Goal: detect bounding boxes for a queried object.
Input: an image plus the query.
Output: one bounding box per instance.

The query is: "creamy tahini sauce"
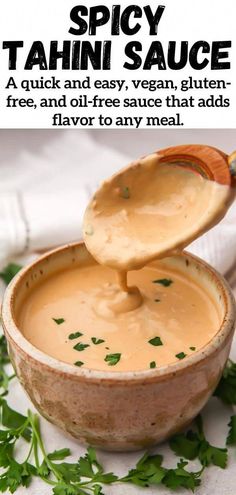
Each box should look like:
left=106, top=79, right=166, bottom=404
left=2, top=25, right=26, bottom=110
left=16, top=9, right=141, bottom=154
left=19, top=261, right=221, bottom=371
left=19, top=153, right=232, bottom=371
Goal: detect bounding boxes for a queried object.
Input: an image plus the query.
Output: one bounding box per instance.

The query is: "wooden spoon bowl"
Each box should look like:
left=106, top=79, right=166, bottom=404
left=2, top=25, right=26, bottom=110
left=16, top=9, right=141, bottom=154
left=158, top=144, right=234, bottom=186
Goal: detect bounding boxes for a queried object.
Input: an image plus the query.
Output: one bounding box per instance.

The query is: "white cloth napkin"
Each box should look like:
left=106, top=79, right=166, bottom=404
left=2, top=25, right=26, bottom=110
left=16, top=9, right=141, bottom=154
left=0, top=130, right=235, bottom=278
left=0, top=131, right=127, bottom=267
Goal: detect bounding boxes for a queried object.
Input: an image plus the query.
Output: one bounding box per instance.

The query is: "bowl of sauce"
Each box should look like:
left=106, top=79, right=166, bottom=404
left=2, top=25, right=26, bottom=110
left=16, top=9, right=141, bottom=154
left=1, top=145, right=236, bottom=451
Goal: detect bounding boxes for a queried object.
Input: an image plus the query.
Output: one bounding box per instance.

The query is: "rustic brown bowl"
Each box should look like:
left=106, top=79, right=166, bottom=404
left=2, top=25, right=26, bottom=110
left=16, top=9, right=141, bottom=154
left=1, top=242, right=236, bottom=452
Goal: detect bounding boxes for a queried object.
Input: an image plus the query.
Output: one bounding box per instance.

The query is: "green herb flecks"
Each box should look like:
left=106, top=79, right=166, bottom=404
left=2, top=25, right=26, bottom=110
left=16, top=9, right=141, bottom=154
left=190, top=347, right=196, bottom=351
left=176, top=352, right=187, bottom=360
left=74, top=343, right=90, bottom=352
left=74, top=361, right=84, bottom=367
left=68, top=332, right=83, bottom=340
left=120, top=186, right=130, bottom=199
left=104, top=353, right=121, bottom=366
left=152, top=278, right=173, bottom=287
left=150, top=361, right=156, bottom=369
left=52, top=318, right=65, bottom=325
left=148, top=336, right=163, bottom=347
left=170, top=415, right=228, bottom=469
left=91, top=338, right=105, bottom=345
left=0, top=263, right=22, bottom=285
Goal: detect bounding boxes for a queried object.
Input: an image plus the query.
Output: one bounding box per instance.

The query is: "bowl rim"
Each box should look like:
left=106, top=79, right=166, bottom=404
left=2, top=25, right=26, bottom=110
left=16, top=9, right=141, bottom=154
left=1, top=242, right=236, bottom=384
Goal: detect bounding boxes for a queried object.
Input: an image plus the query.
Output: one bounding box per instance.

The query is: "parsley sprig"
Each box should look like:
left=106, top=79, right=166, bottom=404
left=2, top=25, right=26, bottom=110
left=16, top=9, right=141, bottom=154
left=214, top=359, right=236, bottom=404
left=0, top=263, right=22, bottom=285
left=121, top=452, right=202, bottom=491
left=170, top=415, right=228, bottom=469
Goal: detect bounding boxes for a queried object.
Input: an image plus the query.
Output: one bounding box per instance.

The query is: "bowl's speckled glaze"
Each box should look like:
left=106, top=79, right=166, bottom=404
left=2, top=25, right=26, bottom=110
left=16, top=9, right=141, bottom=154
left=1, top=243, right=236, bottom=452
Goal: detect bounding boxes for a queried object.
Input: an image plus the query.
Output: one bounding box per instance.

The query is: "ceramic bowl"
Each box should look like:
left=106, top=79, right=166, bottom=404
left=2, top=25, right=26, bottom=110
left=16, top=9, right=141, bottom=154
left=1, top=243, right=236, bottom=452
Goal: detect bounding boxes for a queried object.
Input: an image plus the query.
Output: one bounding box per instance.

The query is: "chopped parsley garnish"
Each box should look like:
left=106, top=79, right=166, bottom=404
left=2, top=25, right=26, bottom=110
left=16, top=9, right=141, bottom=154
left=148, top=336, right=163, bottom=346
left=150, top=361, right=156, bottom=369
left=121, top=186, right=130, bottom=199
left=190, top=346, right=196, bottom=351
left=52, top=318, right=65, bottom=325
left=0, top=263, right=22, bottom=285
left=104, top=353, right=121, bottom=366
left=153, top=278, right=173, bottom=287
left=74, top=361, right=84, bottom=367
left=68, top=332, right=83, bottom=340
left=91, top=337, right=105, bottom=345
left=73, top=342, right=90, bottom=352
left=122, top=453, right=201, bottom=490
left=176, top=352, right=187, bottom=360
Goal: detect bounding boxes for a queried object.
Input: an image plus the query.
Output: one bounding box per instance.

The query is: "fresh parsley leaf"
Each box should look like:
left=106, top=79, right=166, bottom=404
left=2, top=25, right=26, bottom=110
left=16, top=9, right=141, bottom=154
left=73, top=343, right=89, bottom=352
left=91, top=338, right=105, bottom=345
left=53, top=318, right=65, bottom=325
left=198, top=441, right=227, bottom=468
left=53, top=483, right=78, bottom=495
left=48, top=448, right=71, bottom=461
left=148, top=337, right=163, bottom=347
left=68, top=332, right=83, bottom=340
left=122, top=452, right=165, bottom=487
left=0, top=336, right=10, bottom=366
left=122, top=453, right=201, bottom=491
left=0, top=459, right=36, bottom=493
left=214, top=360, right=236, bottom=404
left=152, top=278, right=173, bottom=287
left=0, top=263, right=22, bottom=285
left=120, top=186, right=130, bottom=199
left=104, top=353, right=121, bottom=366
left=0, top=400, right=30, bottom=440
left=150, top=361, right=156, bottom=369
left=53, top=462, right=78, bottom=484
left=163, top=460, right=201, bottom=491
left=227, top=415, right=236, bottom=445
left=74, top=361, right=84, bottom=367
left=176, top=352, right=187, bottom=360
left=170, top=415, right=228, bottom=469
left=170, top=431, right=200, bottom=460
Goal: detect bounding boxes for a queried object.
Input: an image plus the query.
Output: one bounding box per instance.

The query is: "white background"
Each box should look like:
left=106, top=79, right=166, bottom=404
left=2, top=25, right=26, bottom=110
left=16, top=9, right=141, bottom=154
left=0, top=0, right=235, bottom=128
